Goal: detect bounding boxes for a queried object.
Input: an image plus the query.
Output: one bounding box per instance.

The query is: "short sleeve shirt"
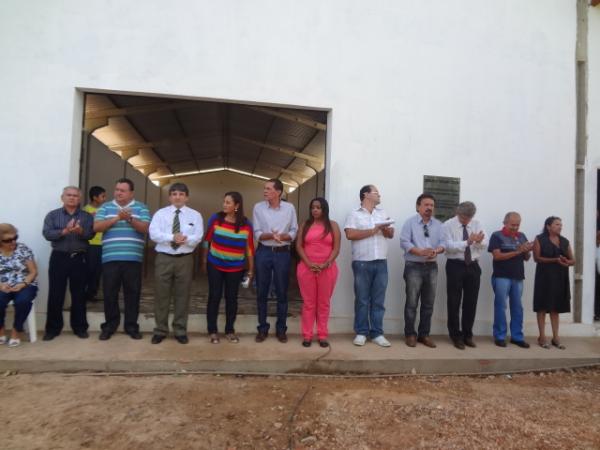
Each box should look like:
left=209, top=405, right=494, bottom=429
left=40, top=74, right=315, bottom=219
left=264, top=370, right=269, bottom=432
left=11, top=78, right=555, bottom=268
left=95, top=200, right=151, bottom=263
left=0, top=243, right=37, bottom=287
left=344, top=206, right=392, bottom=261
left=487, top=230, right=528, bottom=280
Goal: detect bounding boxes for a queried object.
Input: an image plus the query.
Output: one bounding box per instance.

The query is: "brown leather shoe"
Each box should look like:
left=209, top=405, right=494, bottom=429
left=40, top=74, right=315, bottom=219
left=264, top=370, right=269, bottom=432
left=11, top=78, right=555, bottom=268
left=255, top=331, right=268, bottom=343
left=405, top=335, right=417, bottom=347
left=276, top=332, right=288, bottom=343
left=417, top=336, right=437, bottom=348
left=452, top=338, right=465, bottom=350
left=464, top=337, right=477, bottom=348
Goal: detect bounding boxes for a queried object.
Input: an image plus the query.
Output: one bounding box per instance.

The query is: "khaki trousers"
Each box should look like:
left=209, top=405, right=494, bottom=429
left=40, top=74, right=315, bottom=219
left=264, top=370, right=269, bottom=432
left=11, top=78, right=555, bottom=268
left=154, top=252, right=193, bottom=336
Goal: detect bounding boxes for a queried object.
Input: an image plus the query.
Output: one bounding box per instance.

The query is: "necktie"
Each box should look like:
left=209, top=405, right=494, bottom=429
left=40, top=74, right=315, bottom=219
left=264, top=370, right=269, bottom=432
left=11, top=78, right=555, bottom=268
left=462, top=224, right=472, bottom=264
left=171, top=209, right=181, bottom=250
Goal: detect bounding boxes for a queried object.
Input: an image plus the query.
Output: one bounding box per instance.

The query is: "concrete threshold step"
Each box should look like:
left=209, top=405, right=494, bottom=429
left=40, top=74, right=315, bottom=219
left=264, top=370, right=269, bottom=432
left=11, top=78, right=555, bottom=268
left=1, top=334, right=598, bottom=376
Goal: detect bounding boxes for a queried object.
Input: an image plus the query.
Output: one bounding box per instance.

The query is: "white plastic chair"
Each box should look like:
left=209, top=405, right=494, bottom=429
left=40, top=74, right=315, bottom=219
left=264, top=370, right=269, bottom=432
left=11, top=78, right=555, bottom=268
left=7, top=300, right=37, bottom=343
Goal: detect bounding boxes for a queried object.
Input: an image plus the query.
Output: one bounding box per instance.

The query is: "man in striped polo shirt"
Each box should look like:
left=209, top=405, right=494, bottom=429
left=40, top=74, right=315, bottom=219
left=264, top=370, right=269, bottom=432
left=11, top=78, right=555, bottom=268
left=93, top=178, right=151, bottom=340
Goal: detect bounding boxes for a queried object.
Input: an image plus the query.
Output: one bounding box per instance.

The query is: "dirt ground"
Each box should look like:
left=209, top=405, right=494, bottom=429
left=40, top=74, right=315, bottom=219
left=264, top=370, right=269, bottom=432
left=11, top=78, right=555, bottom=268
left=1, top=368, right=599, bottom=450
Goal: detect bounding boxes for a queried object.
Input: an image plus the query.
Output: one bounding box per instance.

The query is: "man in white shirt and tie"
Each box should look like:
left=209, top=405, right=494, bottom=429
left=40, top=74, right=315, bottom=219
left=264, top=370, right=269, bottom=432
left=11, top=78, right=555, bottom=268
left=149, top=183, right=203, bottom=344
left=441, top=201, right=487, bottom=349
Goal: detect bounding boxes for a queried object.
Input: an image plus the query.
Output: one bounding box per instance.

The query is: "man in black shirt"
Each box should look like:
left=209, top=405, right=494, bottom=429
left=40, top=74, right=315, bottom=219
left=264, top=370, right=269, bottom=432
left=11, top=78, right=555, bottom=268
left=487, top=212, right=533, bottom=348
left=42, top=186, right=94, bottom=340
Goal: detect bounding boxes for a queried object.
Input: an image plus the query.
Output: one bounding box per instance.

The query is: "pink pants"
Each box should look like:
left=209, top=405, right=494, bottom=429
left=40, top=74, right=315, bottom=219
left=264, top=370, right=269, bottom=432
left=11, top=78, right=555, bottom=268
left=297, top=262, right=338, bottom=340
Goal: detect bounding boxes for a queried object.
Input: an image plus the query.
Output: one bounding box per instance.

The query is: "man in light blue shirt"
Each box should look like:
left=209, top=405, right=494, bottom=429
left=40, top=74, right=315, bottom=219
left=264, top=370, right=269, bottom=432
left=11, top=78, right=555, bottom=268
left=252, top=179, right=298, bottom=343
left=399, top=193, right=444, bottom=348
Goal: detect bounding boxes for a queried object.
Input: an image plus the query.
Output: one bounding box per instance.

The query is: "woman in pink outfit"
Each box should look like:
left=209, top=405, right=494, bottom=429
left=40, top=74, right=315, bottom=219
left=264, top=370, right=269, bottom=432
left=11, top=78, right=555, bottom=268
left=296, top=198, right=340, bottom=347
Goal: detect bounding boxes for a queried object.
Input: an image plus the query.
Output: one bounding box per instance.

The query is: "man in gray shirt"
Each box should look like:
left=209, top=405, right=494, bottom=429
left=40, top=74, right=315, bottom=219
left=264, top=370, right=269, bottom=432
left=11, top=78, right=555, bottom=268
left=399, top=193, right=444, bottom=348
left=252, top=179, right=298, bottom=343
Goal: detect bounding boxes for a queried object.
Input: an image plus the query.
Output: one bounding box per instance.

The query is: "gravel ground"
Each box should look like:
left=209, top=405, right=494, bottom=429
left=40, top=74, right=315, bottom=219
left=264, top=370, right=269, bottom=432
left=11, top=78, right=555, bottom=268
left=1, top=368, right=599, bottom=449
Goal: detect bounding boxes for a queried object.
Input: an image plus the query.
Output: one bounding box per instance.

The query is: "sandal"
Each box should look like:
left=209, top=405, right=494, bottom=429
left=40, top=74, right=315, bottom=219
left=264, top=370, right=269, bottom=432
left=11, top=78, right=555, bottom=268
left=551, top=339, right=566, bottom=350
left=538, top=339, right=551, bottom=349
left=225, top=333, right=239, bottom=343
left=209, top=333, right=220, bottom=344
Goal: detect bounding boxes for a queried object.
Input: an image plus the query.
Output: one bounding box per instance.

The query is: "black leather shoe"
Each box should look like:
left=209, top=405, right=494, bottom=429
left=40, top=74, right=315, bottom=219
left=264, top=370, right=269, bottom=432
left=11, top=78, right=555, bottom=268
left=99, top=330, right=112, bottom=341
left=464, top=337, right=477, bottom=348
left=175, top=335, right=189, bottom=344
left=42, top=333, right=56, bottom=341
left=318, top=340, right=330, bottom=348
left=151, top=334, right=165, bottom=344
left=128, top=331, right=143, bottom=340
left=452, top=338, right=465, bottom=350
left=510, top=339, right=530, bottom=348
left=495, top=339, right=507, bottom=347
left=255, top=331, right=268, bottom=343
left=276, top=332, right=288, bottom=343
left=75, top=331, right=89, bottom=339
left=302, top=340, right=312, bottom=347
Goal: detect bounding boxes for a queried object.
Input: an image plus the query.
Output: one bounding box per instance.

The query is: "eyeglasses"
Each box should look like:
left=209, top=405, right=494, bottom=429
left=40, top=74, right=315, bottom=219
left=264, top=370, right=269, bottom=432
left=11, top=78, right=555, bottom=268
left=423, top=225, right=429, bottom=238
left=1, top=235, right=18, bottom=243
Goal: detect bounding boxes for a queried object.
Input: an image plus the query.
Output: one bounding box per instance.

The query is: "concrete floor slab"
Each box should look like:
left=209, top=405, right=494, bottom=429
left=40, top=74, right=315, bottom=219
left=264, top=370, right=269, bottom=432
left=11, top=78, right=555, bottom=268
left=1, top=333, right=599, bottom=376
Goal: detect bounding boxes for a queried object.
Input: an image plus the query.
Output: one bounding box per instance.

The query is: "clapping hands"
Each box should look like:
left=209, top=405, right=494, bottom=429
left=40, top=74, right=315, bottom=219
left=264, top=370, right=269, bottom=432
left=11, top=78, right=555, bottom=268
left=558, top=255, right=571, bottom=267
left=517, top=242, right=533, bottom=254
left=62, top=218, right=83, bottom=236
left=467, top=231, right=485, bottom=245
left=118, top=208, right=132, bottom=221
left=173, top=233, right=188, bottom=245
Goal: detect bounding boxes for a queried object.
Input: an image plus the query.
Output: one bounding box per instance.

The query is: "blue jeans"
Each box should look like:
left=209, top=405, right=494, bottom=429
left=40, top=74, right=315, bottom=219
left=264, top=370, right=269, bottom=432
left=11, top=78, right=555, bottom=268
left=0, top=285, right=38, bottom=332
left=352, top=259, right=388, bottom=338
left=491, top=276, right=524, bottom=342
left=403, top=262, right=438, bottom=337
left=255, top=245, right=291, bottom=334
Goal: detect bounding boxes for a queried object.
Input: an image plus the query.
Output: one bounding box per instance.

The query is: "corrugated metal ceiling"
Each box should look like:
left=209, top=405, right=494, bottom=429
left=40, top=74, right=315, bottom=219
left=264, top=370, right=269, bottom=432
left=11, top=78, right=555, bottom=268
left=84, top=93, right=327, bottom=191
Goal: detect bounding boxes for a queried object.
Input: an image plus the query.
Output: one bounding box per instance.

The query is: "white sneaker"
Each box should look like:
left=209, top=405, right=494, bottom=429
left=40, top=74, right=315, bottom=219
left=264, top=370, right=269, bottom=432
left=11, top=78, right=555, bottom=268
left=353, top=334, right=367, bottom=346
left=372, top=335, right=391, bottom=347
left=7, top=338, right=20, bottom=348
left=0, top=336, right=7, bottom=345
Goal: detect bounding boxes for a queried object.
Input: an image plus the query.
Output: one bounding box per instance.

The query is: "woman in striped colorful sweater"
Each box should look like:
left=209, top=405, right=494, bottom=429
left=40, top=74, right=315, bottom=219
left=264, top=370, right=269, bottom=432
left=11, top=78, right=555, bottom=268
left=202, top=192, right=255, bottom=343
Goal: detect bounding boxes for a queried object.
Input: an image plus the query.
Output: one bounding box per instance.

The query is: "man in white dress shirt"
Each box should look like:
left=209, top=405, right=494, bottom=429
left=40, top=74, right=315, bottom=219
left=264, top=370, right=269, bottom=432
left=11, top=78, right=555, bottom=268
left=344, top=185, right=395, bottom=347
left=441, top=201, right=487, bottom=349
left=149, top=183, right=203, bottom=344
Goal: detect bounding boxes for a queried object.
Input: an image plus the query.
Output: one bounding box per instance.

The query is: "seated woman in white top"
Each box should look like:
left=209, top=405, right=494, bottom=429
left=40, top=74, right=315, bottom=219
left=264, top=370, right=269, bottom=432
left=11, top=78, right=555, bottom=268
left=0, top=223, right=38, bottom=347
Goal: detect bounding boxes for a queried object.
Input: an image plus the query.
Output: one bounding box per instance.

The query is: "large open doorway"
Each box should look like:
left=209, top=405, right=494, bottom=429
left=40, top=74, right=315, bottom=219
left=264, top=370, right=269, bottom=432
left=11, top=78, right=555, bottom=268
left=79, top=91, right=328, bottom=328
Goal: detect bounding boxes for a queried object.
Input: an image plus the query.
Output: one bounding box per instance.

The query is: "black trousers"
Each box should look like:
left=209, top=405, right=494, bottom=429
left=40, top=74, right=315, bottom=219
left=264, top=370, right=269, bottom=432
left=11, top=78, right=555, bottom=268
left=45, top=250, right=88, bottom=335
left=101, top=261, right=142, bottom=334
left=206, top=262, right=244, bottom=334
left=84, top=245, right=103, bottom=301
left=445, top=259, right=481, bottom=339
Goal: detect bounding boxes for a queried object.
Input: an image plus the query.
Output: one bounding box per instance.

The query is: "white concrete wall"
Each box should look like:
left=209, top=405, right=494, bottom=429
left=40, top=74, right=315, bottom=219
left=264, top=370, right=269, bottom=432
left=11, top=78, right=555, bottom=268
left=1, top=0, right=594, bottom=334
